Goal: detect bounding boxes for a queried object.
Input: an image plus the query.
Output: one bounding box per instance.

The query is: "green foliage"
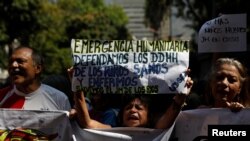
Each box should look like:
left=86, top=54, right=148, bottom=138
left=64, top=1, right=130, bottom=40
left=0, top=0, right=131, bottom=76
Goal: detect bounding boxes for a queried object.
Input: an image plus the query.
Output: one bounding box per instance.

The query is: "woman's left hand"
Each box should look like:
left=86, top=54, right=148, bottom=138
left=227, top=102, right=245, bottom=112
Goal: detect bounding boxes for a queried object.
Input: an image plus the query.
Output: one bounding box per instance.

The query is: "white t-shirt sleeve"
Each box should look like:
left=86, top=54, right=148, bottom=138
left=39, top=84, right=72, bottom=111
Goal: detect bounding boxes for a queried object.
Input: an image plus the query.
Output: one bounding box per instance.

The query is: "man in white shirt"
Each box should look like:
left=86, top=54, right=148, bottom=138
left=0, top=46, right=71, bottom=111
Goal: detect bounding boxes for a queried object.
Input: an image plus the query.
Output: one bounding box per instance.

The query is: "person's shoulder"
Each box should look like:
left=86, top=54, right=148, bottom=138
left=40, top=84, right=67, bottom=97
left=0, top=85, right=13, bottom=94
left=197, top=105, right=210, bottom=109
left=41, top=84, right=72, bottom=110
left=0, top=85, right=13, bottom=100
left=104, top=108, right=120, bottom=116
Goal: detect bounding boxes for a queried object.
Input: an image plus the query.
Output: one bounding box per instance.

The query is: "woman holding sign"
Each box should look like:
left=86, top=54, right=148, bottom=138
left=200, top=58, right=250, bottom=112
left=68, top=67, right=193, bottom=129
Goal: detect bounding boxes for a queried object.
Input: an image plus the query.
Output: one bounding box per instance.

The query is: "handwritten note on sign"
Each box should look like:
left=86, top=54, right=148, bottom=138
left=198, top=13, right=246, bottom=53
left=70, top=39, right=189, bottom=94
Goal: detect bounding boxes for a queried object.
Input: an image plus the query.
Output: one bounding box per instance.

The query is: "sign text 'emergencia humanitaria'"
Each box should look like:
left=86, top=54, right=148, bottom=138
left=71, top=39, right=189, bottom=94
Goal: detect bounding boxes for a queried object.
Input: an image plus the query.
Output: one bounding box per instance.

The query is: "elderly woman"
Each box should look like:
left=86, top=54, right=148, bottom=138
left=201, top=58, right=250, bottom=112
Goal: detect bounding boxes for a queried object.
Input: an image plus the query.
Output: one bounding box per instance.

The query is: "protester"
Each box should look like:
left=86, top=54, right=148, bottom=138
left=200, top=57, right=250, bottom=112
left=0, top=46, right=71, bottom=111
left=116, top=94, right=154, bottom=128
left=68, top=67, right=193, bottom=129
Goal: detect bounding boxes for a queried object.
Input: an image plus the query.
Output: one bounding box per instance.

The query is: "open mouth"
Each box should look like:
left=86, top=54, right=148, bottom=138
left=217, top=90, right=229, bottom=100
left=10, top=68, right=23, bottom=76
left=217, top=90, right=229, bottom=95
left=128, top=113, right=139, bottom=120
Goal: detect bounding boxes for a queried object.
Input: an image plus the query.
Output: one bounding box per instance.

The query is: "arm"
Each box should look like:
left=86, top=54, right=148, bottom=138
left=155, top=76, right=193, bottom=129
left=74, top=90, right=112, bottom=129
left=155, top=94, right=187, bottom=129
left=67, top=67, right=111, bottom=129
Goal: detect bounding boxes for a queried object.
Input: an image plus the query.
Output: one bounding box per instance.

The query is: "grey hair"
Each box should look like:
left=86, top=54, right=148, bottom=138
left=212, top=58, right=247, bottom=83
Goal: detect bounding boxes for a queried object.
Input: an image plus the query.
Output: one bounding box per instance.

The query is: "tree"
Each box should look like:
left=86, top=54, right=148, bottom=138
left=60, top=0, right=130, bottom=40
left=0, top=0, right=131, bottom=77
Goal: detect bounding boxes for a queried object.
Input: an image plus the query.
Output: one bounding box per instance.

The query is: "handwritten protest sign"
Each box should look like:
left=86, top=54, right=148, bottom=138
left=70, top=39, right=189, bottom=94
left=198, top=13, right=247, bottom=53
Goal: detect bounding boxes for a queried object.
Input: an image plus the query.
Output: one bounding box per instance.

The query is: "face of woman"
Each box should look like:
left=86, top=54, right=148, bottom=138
left=211, top=64, right=242, bottom=107
left=122, top=98, right=148, bottom=127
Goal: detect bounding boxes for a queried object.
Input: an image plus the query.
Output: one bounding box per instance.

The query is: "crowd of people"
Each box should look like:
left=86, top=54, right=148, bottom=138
left=0, top=45, right=249, bottom=137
